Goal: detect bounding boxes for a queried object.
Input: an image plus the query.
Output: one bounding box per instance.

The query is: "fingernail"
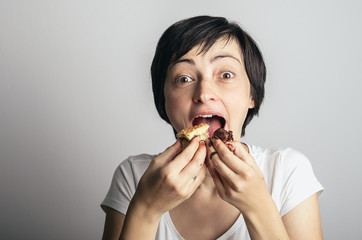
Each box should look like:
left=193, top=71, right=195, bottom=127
left=208, top=139, right=213, bottom=147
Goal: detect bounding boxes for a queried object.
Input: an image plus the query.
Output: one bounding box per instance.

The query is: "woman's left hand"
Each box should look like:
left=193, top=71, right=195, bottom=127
left=206, top=138, right=271, bottom=215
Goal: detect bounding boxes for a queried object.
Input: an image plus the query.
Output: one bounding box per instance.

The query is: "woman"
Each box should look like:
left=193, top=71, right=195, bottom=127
left=101, top=16, right=324, bottom=240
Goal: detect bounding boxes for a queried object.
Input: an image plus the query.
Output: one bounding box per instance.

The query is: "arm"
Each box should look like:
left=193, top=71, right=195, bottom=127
left=241, top=193, right=322, bottom=240
left=101, top=202, right=162, bottom=240
left=102, top=206, right=125, bottom=240
left=282, top=193, right=323, bottom=240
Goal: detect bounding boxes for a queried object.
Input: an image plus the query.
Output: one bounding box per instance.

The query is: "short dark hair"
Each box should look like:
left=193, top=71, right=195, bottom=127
left=151, top=15, right=266, bottom=137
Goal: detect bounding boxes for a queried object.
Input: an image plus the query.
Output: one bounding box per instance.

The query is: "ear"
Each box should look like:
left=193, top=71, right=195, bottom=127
left=249, top=96, right=255, bottom=109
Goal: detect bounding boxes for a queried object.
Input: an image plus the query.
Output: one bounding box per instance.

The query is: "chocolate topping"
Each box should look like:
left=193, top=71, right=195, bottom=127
left=212, top=128, right=234, bottom=143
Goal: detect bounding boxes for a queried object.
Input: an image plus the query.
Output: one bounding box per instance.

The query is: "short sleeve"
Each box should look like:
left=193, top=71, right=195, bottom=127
left=101, top=158, right=136, bottom=215
left=279, top=148, right=324, bottom=216
left=100, top=154, right=153, bottom=214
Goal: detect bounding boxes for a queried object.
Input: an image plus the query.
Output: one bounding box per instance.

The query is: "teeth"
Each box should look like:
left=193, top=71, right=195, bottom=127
left=197, top=114, right=214, bottom=118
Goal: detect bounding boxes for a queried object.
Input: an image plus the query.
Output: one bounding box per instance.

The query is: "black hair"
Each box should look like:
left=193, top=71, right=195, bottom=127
left=151, top=15, right=266, bottom=137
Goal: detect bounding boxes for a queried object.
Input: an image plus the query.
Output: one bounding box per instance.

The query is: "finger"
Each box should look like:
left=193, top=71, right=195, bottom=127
left=181, top=140, right=207, bottom=179
left=177, top=143, right=207, bottom=199
left=232, top=142, right=257, bottom=167
left=207, top=143, right=236, bottom=181
left=206, top=138, right=225, bottom=170
left=189, top=162, right=207, bottom=188
left=205, top=138, right=217, bottom=160
left=226, top=142, right=236, bottom=152
left=169, top=136, right=201, bottom=172
left=211, top=139, right=249, bottom=174
left=206, top=157, right=226, bottom=193
left=154, top=139, right=182, bottom=165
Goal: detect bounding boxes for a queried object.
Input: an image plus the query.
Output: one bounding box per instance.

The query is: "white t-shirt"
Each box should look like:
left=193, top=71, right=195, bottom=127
left=101, top=144, right=324, bottom=240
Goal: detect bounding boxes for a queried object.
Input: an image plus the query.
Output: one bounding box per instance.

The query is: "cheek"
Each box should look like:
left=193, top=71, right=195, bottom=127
left=165, top=97, right=178, bottom=118
left=164, top=93, right=175, bottom=115
left=230, top=100, right=249, bottom=123
left=164, top=91, right=188, bottom=129
left=164, top=83, right=175, bottom=113
left=225, top=89, right=252, bottom=135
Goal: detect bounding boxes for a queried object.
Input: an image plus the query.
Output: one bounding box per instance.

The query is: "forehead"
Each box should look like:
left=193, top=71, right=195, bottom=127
left=175, top=38, right=243, bottom=64
left=200, top=37, right=241, bottom=55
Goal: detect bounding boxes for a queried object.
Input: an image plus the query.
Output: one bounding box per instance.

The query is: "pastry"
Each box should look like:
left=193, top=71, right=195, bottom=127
left=176, top=123, right=209, bottom=150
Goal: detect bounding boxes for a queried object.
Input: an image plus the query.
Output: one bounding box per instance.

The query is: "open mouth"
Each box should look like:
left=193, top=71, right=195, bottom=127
left=192, top=114, right=226, bottom=137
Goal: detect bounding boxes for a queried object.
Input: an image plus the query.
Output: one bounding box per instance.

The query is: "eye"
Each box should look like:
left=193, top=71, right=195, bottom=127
left=220, top=71, right=234, bottom=79
left=176, top=75, right=193, bottom=84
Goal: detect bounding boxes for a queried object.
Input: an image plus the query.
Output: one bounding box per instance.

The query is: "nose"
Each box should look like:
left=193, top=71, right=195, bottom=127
left=192, top=80, right=218, bottom=103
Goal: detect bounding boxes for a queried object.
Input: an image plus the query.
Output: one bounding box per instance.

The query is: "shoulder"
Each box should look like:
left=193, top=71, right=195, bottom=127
left=120, top=153, right=155, bottom=168
left=108, top=153, right=157, bottom=187
left=248, top=144, right=312, bottom=170
left=247, top=144, right=323, bottom=216
left=101, top=153, right=156, bottom=214
left=117, top=153, right=156, bottom=177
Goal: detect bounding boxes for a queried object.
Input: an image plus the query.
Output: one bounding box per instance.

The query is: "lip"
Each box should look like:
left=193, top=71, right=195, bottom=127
left=190, top=110, right=228, bottom=128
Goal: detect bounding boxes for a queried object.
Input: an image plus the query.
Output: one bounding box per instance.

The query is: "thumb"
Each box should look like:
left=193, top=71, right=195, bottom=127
left=154, top=139, right=182, bottom=164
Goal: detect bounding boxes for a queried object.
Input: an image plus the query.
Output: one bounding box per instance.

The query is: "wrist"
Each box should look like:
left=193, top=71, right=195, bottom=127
left=127, top=195, right=163, bottom=224
left=120, top=197, right=162, bottom=240
left=240, top=195, right=276, bottom=226
left=241, top=196, right=289, bottom=240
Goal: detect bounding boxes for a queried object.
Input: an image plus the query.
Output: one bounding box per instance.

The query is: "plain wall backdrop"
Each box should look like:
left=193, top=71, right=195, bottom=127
left=1, top=0, right=361, bottom=239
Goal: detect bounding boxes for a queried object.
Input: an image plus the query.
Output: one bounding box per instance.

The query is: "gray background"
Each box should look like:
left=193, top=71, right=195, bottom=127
left=1, top=0, right=361, bottom=239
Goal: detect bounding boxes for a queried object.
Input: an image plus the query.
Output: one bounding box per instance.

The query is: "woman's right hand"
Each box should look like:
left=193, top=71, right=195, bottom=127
left=128, top=137, right=207, bottom=221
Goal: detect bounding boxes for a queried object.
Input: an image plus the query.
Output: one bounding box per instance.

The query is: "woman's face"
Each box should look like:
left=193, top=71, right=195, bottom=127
left=164, top=38, right=254, bottom=140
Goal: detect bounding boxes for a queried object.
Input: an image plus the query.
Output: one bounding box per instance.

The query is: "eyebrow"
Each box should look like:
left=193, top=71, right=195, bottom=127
left=170, top=54, right=241, bottom=69
left=171, top=58, right=195, bottom=68
left=211, top=54, right=242, bottom=64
